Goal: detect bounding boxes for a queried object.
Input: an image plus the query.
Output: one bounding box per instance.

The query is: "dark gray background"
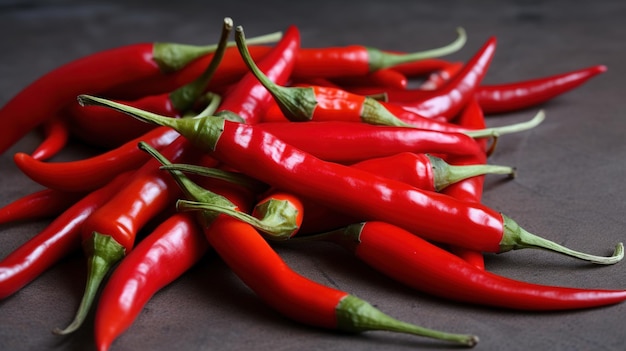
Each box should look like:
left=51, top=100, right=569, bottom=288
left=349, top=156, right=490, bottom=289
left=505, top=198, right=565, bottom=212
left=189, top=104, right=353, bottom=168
left=1, top=1, right=626, bottom=350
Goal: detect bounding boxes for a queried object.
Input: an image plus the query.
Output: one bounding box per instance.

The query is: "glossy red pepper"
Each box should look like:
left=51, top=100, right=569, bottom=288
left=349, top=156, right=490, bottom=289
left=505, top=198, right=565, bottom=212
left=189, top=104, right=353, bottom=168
left=0, top=172, right=129, bottom=300
left=330, top=68, right=408, bottom=90
left=83, top=94, right=622, bottom=265
left=109, top=32, right=282, bottom=100
left=31, top=115, right=70, bottom=161
left=53, top=137, right=200, bottom=335
left=144, top=145, right=478, bottom=347
left=94, top=212, right=207, bottom=351
left=303, top=221, right=626, bottom=310
left=298, top=152, right=513, bottom=236
left=13, top=126, right=181, bottom=192
left=257, top=121, right=485, bottom=164
left=236, top=32, right=416, bottom=128
left=420, top=61, right=464, bottom=90
left=289, top=27, right=466, bottom=80
left=476, top=65, right=607, bottom=114
left=391, top=37, right=496, bottom=121
left=389, top=57, right=456, bottom=77
left=0, top=37, right=230, bottom=156
left=0, top=188, right=86, bottom=225
left=66, top=18, right=235, bottom=149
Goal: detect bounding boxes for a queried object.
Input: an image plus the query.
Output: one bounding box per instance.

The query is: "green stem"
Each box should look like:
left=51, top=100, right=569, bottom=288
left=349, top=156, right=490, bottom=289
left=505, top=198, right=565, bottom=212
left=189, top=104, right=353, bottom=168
left=78, top=94, right=225, bottom=152
left=361, top=97, right=415, bottom=127
left=428, top=154, right=515, bottom=191
left=52, top=232, right=125, bottom=335
left=465, top=110, right=545, bottom=139
left=176, top=199, right=299, bottom=240
left=234, top=25, right=317, bottom=121
left=137, top=142, right=233, bottom=211
left=169, top=17, right=233, bottom=112
left=499, top=214, right=624, bottom=264
left=336, top=295, right=478, bottom=347
left=367, top=27, right=467, bottom=71
left=159, top=163, right=267, bottom=193
left=154, top=30, right=282, bottom=73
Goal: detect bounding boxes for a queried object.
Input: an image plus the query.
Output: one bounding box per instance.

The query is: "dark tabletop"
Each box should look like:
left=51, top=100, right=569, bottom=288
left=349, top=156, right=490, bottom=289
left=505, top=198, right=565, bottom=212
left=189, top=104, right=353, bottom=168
left=1, top=1, right=626, bottom=350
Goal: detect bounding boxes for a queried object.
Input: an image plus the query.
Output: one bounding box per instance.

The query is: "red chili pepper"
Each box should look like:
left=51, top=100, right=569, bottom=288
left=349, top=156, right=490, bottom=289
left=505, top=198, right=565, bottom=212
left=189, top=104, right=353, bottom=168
left=214, top=25, right=300, bottom=124
left=296, top=152, right=513, bottom=236
left=236, top=33, right=416, bottom=128
left=302, top=221, right=626, bottom=310
left=0, top=188, right=86, bottom=225
left=108, top=32, right=282, bottom=100
left=0, top=36, right=233, bottom=156
left=392, top=37, right=496, bottom=121
left=389, top=57, right=455, bottom=77
left=420, top=61, right=464, bottom=90
left=94, top=212, right=207, bottom=351
left=13, top=126, right=181, bottom=192
left=66, top=18, right=234, bottom=149
left=143, top=144, right=479, bottom=347
left=31, top=115, right=70, bottom=161
left=289, top=27, right=466, bottom=80
left=330, top=68, right=408, bottom=90
left=83, top=94, right=622, bottom=265
left=0, top=172, right=129, bottom=300
left=476, top=65, right=607, bottom=114
left=52, top=137, right=200, bottom=335
left=257, top=121, right=484, bottom=164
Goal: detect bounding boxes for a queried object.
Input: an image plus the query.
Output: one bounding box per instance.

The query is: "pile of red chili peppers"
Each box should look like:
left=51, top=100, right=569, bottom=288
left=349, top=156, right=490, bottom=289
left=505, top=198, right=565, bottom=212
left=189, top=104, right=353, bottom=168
left=1, top=17, right=623, bottom=350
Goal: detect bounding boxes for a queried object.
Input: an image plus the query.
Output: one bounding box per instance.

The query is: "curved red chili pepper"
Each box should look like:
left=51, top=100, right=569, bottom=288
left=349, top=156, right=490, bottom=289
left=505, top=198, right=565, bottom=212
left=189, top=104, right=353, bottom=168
left=476, top=65, right=607, bottom=114
left=31, top=115, right=70, bottom=161
left=236, top=33, right=416, bottom=128
left=53, top=137, right=200, bottom=335
left=144, top=145, right=478, bottom=347
left=0, top=172, right=129, bottom=300
left=214, top=25, right=300, bottom=124
left=13, top=126, right=180, bottom=192
left=0, top=38, right=228, bottom=156
left=0, top=188, right=86, bottom=225
left=393, top=37, right=496, bottom=121
left=304, top=221, right=626, bottom=310
left=67, top=18, right=235, bottom=149
left=94, top=212, right=207, bottom=351
left=86, top=95, right=622, bottom=265
left=330, top=68, right=408, bottom=90
left=389, top=57, right=455, bottom=77
left=420, top=61, right=464, bottom=90
left=257, top=121, right=484, bottom=164
left=297, top=152, right=514, bottom=236
left=289, top=27, right=466, bottom=80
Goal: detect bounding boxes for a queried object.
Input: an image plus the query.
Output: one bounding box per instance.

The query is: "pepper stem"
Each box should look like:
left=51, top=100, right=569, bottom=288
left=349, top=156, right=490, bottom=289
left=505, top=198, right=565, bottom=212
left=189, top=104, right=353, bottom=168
left=176, top=199, right=299, bottom=240
left=367, top=27, right=467, bottom=71
left=137, top=142, right=233, bottom=210
left=336, top=295, right=478, bottom=347
left=77, top=95, right=226, bottom=152
left=235, top=25, right=317, bottom=121
left=169, top=17, right=233, bottom=112
left=159, top=163, right=267, bottom=193
left=465, top=110, right=545, bottom=139
left=153, top=30, right=282, bottom=73
left=52, top=232, right=125, bottom=335
left=428, top=154, right=515, bottom=191
left=499, top=214, right=624, bottom=264
left=361, top=97, right=416, bottom=127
